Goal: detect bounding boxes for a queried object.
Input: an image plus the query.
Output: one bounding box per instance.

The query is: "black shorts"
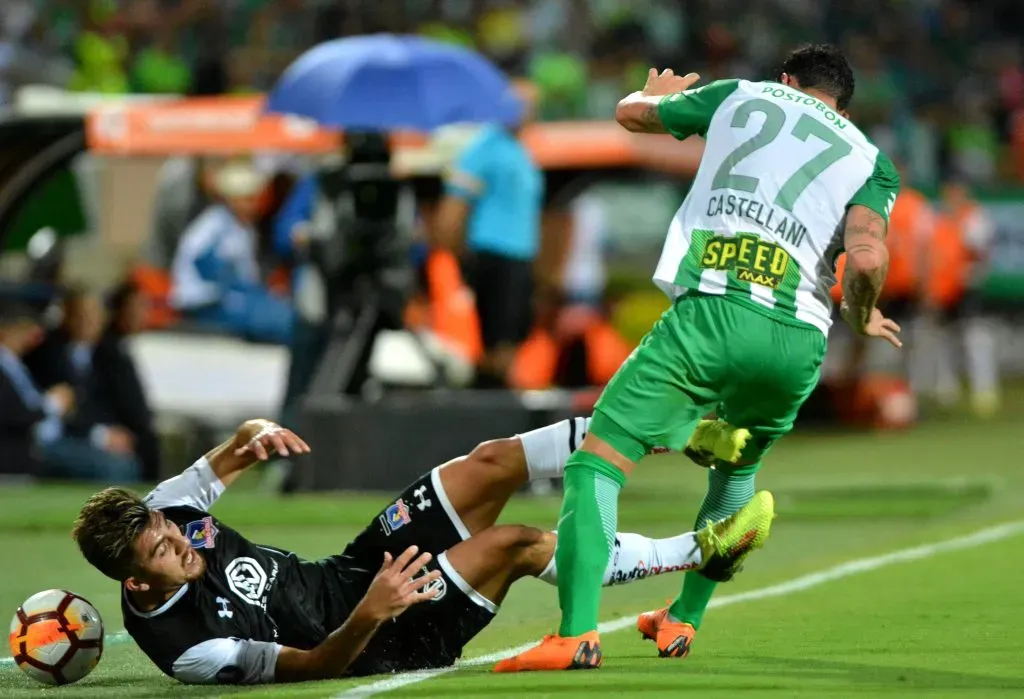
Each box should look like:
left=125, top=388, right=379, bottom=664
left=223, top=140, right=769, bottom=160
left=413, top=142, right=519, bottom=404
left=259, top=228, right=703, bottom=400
left=939, top=290, right=987, bottom=324
left=331, top=469, right=496, bottom=676
left=881, top=295, right=916, bottom=325
left=463, top=251, right=534, bottom=350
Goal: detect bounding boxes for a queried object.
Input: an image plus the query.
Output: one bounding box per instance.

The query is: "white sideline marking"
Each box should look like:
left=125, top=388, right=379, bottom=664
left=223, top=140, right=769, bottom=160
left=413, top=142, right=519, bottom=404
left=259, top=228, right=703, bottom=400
left=334, top=520, right=1024, bottom=698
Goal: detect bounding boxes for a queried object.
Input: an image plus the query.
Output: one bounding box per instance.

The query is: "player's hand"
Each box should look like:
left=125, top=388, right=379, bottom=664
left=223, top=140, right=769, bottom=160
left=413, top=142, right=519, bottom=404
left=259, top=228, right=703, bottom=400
left=105, top=426, right=135, bottom=455
left=843, top=305, right=902, bottom=348
left=642, top=68, right=700, bottom=97
left=232, top=419, right=311, bottom=461
left=361, top=546, right=442, bottom=622
left=45, top=383, right=75, bottom=415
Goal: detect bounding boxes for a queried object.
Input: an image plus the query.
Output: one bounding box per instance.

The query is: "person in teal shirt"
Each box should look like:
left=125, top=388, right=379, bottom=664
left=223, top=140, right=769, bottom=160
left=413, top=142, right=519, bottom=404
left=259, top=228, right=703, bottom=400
left=436, top=115, right=544, bottom=388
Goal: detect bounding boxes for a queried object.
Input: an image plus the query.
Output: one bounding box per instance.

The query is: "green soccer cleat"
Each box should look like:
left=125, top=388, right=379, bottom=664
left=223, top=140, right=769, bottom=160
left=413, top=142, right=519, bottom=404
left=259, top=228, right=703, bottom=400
left=695, top=490, right=775, bottom=582
left=683, top=419, right=752, bottom=468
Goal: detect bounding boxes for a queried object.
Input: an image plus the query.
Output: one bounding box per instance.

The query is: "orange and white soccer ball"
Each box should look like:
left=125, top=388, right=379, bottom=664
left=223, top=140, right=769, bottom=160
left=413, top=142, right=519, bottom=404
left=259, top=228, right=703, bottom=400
left=8, top=589, right=103, bottom=685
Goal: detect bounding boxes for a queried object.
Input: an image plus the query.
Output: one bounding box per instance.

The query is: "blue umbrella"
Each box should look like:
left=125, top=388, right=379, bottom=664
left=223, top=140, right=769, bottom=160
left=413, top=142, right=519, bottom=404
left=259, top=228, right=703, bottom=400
left=266, top=35, right=524, bottom=131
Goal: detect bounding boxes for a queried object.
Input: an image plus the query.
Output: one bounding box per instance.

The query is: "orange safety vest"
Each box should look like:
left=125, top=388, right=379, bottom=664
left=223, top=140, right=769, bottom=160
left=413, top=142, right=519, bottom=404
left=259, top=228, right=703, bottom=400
left=508, top=313, right=633, bottom=390
left=884, top=188, right=931, bottom=299
left=420, top=249, right=483, bottom=363
left=927, top=203, right=985, bottom=309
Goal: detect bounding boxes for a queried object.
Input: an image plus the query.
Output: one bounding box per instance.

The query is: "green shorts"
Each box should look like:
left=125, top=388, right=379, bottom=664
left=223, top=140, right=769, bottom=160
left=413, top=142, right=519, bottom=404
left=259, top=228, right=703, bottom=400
left=593, top=294, right=826, bottom=471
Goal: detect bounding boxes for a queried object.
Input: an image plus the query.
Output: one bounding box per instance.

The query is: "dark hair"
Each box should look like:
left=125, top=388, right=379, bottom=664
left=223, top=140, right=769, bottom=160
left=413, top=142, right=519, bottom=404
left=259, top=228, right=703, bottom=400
left=60, top=283, right=98, bottom=317
left=779, top=44, right=855, bottom=111
left=106, top=279, right=140, bottom=314
left=72, top=488, right=152, bottom=581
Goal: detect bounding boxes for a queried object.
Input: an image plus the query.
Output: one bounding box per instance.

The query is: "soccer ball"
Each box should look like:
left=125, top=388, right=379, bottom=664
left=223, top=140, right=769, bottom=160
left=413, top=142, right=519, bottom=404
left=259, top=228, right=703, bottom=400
left=7, top=589, right=104, bottom=685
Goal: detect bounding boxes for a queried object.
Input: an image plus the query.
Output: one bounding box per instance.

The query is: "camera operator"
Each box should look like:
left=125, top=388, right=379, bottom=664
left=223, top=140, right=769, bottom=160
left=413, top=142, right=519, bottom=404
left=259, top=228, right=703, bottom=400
left=275, top=133, right=416, bottom=428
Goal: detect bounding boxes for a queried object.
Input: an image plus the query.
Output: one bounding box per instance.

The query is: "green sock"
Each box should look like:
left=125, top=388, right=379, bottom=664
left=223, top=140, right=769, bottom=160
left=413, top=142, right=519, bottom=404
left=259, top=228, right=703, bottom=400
left=556, top=450, right=626, bottom=637
left=668, top=467, right=756, bottom=629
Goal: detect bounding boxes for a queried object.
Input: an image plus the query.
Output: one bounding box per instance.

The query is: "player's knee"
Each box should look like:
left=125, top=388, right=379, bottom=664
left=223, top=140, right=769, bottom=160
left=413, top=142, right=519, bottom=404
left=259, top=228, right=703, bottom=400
left=467, top=437, right=523, bottom=479
left=487, top=525, right=548, bottom=569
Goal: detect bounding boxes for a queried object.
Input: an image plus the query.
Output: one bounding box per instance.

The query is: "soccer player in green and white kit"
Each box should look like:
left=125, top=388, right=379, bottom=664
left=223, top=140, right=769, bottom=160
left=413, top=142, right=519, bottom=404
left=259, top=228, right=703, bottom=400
left=496, top=44, right=903, bottom=672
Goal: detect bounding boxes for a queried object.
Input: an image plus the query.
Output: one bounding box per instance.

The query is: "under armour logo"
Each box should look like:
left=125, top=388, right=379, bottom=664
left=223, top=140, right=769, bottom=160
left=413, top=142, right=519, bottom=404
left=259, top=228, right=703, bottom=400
left=413, top=485, right=432, bottom=511
left=216, top=596, right=234, bottom=619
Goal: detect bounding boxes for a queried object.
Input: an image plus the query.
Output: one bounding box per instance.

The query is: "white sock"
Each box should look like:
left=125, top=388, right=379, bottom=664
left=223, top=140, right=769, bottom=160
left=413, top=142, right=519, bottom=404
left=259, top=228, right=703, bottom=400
left=964, top=319, right=999, bottom=396
left=517, top=417, right=589, bottom=481
left=538, top=530, right=703, bottom=587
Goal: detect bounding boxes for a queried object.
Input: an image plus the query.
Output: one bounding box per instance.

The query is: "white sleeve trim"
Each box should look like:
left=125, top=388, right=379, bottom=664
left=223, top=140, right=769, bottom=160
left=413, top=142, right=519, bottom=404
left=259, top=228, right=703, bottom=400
left=437, top=551, right=499, bottom=614
left=172, top=638, right=281, bottom=685
left=144, top=457, right=225, bottom=511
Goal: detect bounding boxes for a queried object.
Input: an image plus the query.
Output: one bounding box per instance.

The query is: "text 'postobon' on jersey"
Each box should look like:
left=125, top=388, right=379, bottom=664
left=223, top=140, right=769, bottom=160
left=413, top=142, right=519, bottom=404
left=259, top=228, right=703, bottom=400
left=652, top=79, right=900, bottom=335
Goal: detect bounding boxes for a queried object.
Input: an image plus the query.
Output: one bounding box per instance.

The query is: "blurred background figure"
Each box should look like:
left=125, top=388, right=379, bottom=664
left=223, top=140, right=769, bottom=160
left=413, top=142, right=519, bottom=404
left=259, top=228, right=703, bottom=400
left=142, top=156, right=214, bottom=270
left=509, top=189, right=631, bottom=393
left=925, top=178, right=1000, bottom=415
left=92, top=280, right=161, bottom=480
left=435, top=83, right=543, bottom=388
left=0, top=302, right=73, bottom=478
left=0, top=0, right=74, bottom=105
left=21, top=287, right=140, bottom=483
left=169, top=159, right=294, bottom=345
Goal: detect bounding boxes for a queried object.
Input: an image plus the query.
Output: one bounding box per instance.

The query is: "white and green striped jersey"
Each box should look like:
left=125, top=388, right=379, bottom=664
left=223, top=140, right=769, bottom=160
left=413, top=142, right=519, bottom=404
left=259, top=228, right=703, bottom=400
left=653, top=79, right=900, bottom=335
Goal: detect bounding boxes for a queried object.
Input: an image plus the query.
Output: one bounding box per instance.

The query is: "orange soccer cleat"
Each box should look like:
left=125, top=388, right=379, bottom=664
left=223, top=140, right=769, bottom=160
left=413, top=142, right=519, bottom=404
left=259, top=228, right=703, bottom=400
left=493, top=631, right=603, bottom=672
left=637, top=607, right=697, bottom=658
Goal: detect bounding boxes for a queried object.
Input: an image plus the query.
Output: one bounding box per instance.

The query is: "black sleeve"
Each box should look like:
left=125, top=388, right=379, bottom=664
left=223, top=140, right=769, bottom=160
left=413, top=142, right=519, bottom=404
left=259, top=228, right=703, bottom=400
left=23, top=334, right=73, bottom=390
left=94, top=341, right=161, bottom=475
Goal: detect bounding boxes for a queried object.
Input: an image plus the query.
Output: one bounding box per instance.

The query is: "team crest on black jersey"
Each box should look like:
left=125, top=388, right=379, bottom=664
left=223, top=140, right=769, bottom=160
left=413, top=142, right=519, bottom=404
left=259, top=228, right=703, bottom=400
left=379, top=498, right=412, bottom=536
left=226, top=557, right=269, bottom=605
left=185, top=516, right=219, bottom=549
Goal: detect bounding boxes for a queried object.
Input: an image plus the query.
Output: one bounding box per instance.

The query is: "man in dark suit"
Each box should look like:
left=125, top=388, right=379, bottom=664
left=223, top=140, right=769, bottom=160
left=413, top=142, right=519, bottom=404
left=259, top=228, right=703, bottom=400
left=0, top=302, right=75, bottom=477
left=93, top=281, right=162, bottom=480
left=23, top=287, right=140, bottom=482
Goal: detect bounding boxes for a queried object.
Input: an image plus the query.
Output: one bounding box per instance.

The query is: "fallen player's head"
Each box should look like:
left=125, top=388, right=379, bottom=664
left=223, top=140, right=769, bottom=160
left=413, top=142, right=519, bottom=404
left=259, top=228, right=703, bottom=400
left=778, top=43, right=855, bottom=112
left=73, top=488, right=206, bottom=592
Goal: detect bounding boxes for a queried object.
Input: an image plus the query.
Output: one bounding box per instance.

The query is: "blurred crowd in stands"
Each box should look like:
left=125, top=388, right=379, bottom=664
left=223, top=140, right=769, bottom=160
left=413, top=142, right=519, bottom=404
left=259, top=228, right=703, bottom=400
left=2, top=0, right=1024, bottom=186
left=1, top=281, right=159, bottom=482
left=2, top=0, right=1021, bottom=484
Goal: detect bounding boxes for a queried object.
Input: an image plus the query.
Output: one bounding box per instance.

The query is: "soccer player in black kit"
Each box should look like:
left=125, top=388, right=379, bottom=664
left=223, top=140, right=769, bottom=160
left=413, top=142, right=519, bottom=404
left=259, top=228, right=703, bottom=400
left=72, top=418, right=774, bottom=684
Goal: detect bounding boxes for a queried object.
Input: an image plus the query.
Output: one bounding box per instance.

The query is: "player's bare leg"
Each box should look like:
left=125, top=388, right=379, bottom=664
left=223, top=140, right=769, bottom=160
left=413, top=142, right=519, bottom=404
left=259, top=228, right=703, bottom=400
left=435, top=418, right=588, bottom=535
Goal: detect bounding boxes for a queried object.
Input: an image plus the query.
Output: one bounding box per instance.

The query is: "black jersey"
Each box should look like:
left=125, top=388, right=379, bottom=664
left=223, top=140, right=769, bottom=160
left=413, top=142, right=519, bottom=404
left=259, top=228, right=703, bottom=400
left=122, top=459, right=356, bottom=683
left=122, top=459, right=495, bottom=684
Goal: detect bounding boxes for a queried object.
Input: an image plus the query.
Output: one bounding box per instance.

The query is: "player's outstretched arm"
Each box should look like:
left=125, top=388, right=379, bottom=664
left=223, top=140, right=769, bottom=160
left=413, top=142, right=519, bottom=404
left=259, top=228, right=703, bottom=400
left=275, top=546, right=440, bottom=682
left=142, top=420, right=310, bottom=512
left=839, top=205, right=902, bottom=348
left=615, top=68, right=700, bottom=133
left=207, top=419, right=310, bottom=487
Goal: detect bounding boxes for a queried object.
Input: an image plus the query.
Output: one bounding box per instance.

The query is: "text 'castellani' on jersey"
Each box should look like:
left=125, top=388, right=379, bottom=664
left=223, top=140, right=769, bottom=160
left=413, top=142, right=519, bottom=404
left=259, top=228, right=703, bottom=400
left=704, top=194, right=807, bottom=249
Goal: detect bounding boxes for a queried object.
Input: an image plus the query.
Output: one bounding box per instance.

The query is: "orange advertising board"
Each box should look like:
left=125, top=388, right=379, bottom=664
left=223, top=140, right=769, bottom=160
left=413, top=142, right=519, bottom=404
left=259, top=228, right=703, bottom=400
left=85, top=95, right=704, bottom=173
left=86, top=95, right=341, bottom=155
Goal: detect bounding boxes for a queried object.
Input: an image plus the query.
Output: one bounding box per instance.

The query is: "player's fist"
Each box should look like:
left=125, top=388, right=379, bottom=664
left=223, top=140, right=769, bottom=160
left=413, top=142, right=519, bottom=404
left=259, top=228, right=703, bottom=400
left=361, top=546, right=442, bottom=623
left=642, top=68, right=700, bottom=97
left=232, top=419, right=311, bottom=460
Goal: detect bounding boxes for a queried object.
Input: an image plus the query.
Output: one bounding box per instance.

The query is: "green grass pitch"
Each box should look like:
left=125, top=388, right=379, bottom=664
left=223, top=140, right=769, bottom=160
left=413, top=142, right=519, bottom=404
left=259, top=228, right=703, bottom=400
left=2, top=402, right=1023, bottom=697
